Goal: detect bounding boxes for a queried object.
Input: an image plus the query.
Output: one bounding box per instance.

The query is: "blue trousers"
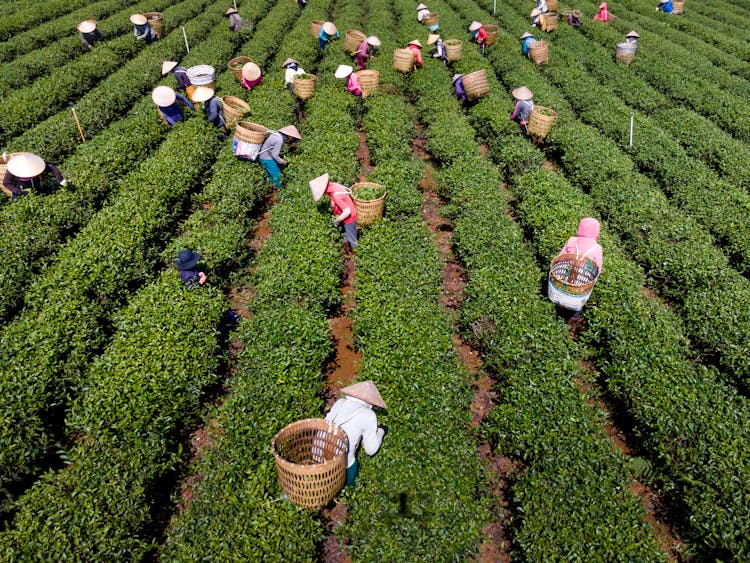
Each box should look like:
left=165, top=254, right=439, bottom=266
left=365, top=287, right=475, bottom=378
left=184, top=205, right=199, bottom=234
left=346, top=460, right=359, bottom=487
left=259, top=158, right=282, bottom=188
left=343, top=221, right=358, bottom=248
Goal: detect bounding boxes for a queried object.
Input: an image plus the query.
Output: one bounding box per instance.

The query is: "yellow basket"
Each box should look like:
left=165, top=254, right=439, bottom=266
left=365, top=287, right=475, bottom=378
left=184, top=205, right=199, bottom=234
left=355, top=70, right=379, bottom=97
left=344, top=29, right=366, bottom=54
left=144, top=12, right=163, bottom=38
left=393, top=48, right=414, bottom=72
left=293, top=74, right=317, bottom=100
left=445, top=39, right=462, bottom=62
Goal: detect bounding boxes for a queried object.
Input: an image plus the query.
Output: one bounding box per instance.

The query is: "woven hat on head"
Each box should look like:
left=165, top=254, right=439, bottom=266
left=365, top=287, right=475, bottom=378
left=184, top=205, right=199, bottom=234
left=625, top=30, right=640, bottom=38
left=366, top=35, right=381, bottom=46
left=175, top=249, right=200, bottom=270
left=281, top=58, right=298, bottom=68
left=322, top=21, right=337, bottom=35
left=520, top=31, right=534, bottom=39
left=309, top=173, right=329, bottom=202
left=468, top=21, right=482, bottom=31
left=572, top=9, right=582, bottom=16
left=279, top=125, right=301, bottom=139
left=241, top=62, right=261, bottom=80
left=530, top=7, right=542, bottom=17
left=130, top=13, right=147, bottom=25
left=152, top=85, right=176, bottom=106
left=427, top=33, right=440, bottom=45
left=341, top=380, right=387, bottom=409
left=190, top=85, right=214, bottom=103
left=225, top=8, right=238, bottom=15
left=408, top=39, right=423, bottom=48
left=512, top=86, right=534, bottom=100
left=161, top=60, right=178, bottom=75
left=77, top=20, right=97, bottom=33
left=334, top=64, right=354, bottom=79
left=452, top=73, right=464, bottom=83
left=6, top=153, right=45, bottom=178
left=416, top=3, right=428, bottom=10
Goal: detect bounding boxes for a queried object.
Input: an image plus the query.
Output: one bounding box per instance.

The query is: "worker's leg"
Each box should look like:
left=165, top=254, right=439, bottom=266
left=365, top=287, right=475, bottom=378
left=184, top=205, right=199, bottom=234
left=343, top=222, right=358, bottom=249
left=259, top=158, right=282, bottom=189
left=345, top=460, right=359, bottom=487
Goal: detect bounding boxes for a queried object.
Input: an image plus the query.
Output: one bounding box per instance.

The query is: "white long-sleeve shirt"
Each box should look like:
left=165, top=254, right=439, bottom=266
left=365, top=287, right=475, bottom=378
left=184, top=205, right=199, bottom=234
left=284, top=65, right=305, bottom=86
left=417, top=8, right=430, bottom=22
left=325, top=396, right=385, bottom=467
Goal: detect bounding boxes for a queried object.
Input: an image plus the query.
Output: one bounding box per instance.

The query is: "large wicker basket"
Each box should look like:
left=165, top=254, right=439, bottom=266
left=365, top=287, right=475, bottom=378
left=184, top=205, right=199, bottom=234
left=672, top=0, right=684, bottom=13
left=547, top=252, right=600, bottom=310
left=187, top=64, right=216, bottom=86
left=527, top=106, right=558, bottom=140
left=393, top=48, right=414, bottom=72
left=144, top=12, right=163, bottom=38
left=351, top=182, right=386, bottom=227
left=272, top=418, right=348, bottom=510
left=355, top=70, right=379, bottom=97
left=445, top=39, right=462, bottom=61
left=344, top=29, right=366, bottom=54
left=463, top=69, right=490, bottom=100
left=222, top=96, right=250, bottom=129
left=423, top=12, right=439, bottom=26
left=547, top=0, right=559, bottom=11
left=528, top=41, right=549, bottom=64
left=311, top=19, right=324, bottom=37
left=484, top=24, right=499, bottom=46
left=615, top=43, right=637, bottom=65
left=228, top=56, right=252, bottom=81
left=293, top=73, right=317, bottom=100
left=234, top=121, right=268, bottom=144
left=607, top=12, right=617, bottom=24
left=540, top=11, right=558, bottom=32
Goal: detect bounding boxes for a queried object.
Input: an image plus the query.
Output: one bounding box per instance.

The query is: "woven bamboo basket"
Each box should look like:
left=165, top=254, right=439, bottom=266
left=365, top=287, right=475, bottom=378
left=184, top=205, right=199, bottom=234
left=445, top=39, right=462, bottom=61
left=234, top=121, right=268, bottom=144
left=351, top=182, right=386, bottom=227
left=228, top=56, right=252, bottom=81
left=527, top=105, right=558, bottom=139
left=311, top=19, right=324, bottom=37
left=272, top=418, right=348, bottom=510
left=615, top=43, right=637, bottom=65
left=547, top=0, right=559, bottom=11
left=423, top=12, right=439, bottom=26
left=144, top=12, right=163, bottom=38
left=222, top=96, right=250, bottom=129
left=462, top=69, right=490, bottom=101
left=187, top=64, right=216, bottom=87
left=548, top=253, right=599, bottom=295
left=393, top=48, right=415, bottom=72
left=344, top=29, right=366, bottom=54
left=0, top=152, right=21, bottom=197
left=293, top=73, right=317, bottom=100
left=355, top=70, right=379, bottom=97
left=484, top=24, right=499, bottom=46
left=540, top=11, right=558, bottom=31
left=607, top=12, right=617, bottom=23
left=672, top=0, right=684, bottom=13
left=528, top=40, right=549, bottom=64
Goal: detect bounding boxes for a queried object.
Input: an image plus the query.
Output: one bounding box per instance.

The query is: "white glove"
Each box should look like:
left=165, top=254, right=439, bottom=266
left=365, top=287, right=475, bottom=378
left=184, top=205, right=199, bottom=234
left=60, top=179, right=68, bottom=186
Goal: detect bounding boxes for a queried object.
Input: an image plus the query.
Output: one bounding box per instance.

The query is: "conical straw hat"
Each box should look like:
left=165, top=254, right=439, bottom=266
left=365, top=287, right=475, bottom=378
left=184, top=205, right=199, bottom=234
left=225, top=7, right=238, bottom=15
left=530, top=7, right=542, bottom=17
left=452, top=73, right=464, bottom=83
left=468, top=21, right=482, bottom=31
left=309, top=173, right=329, bottom=202
left=520, top=31, right=534, bottom=39
left=77, top=20, right=97, bottom=33
left=366, top=35, right=381, bottom=46
left=334, top=64, right=353, bottom=79
left=241, top=62, right=261, bottom=80
left=6, top=153, right=45, bottom=178
left=408, top=39, right=422, bottom=48
left=511, top=86, right=533, bottom=100
left=130, top=13, right=147, bottom=25
left=161, top=60, right=178, bottom=75
left=341, top=380, right=387, bottom=409
left=416, top=3, right=428, bottom=10
left=152, top=85, right=176, bottom=106
left=625, top=30, right=640, bottom=38
left=427, top=33, right=440, bottom=45
left=281, top=58, right=297, bottom=68
left=322, top=21, right=337, bottom=35
left=190, top=85, right=214, bottom=103
left=279, top=125, right=301, bottom=139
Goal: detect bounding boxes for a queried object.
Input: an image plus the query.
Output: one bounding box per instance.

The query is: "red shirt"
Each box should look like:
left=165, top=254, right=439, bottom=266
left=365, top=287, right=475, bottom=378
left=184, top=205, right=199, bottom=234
left=475, top=27, right=488, bottom=44
left=328, top=183, right=358, bottom=224
left=407, top=44, right=423, bottom=66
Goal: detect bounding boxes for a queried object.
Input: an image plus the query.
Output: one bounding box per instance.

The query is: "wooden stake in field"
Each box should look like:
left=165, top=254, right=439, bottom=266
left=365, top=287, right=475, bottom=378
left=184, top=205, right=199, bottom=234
left=629, top=111, right=634, bottom=147
left=69, top=103, right=86, bottom=142
left=182, top=25, right=190, bottom=52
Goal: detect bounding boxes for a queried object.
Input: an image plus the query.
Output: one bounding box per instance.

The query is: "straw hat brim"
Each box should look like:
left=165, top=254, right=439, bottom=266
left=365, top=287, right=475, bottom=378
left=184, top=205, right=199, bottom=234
left=341, top=380, right=387, bottom=409
left=175, top=250, right=200, bottom=269
left=241, top=62, right=261, bottom=80
left=190, top=85, right=214, bottom=103
left=225, top=8, right=238, bottom=15
left=530, top=8, right=542, bottom=17
left=520, top=31, right=534, bottom=39
left=6, top=153, right=45, bottom=178
left=366, top=35, right=381, bottom=46
left=310, top=173, right=329, bottom=201
left=278, top=125, right=301, bottom=139
left=416, top=3, right=428, bottom=10
left=77, top=20, right=97, bottom=33
left=152, top=85, right=176, bottom=106
left=334, top=64, right=354, bottom=79
left=408, top=39, right=423, bottom=48
left=161, top=60, right=178, bottom=75
left=281, top=58, right=297, bottom=68
left=469, top=21, right=482, bottom=31
left=452, top=73, right=464, bottom=83
left=427, top=33, right=440, bottom=45
left=512, top=86, right=534, bottom=100
left=625, top=30, right=640, bottom=37
left=322, top=22, right=337, bottom=35
left=130, top=14, right=147, bottom=25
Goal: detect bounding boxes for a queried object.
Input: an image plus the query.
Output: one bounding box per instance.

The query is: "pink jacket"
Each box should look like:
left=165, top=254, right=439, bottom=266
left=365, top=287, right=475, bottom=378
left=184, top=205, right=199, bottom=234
left=346, top=73, right=362, bottom=95
left=559, top=217, right=603, bottom=270
left=407, top=44, right=423, bottom=66
left=593, top=2, right=608, bottom=21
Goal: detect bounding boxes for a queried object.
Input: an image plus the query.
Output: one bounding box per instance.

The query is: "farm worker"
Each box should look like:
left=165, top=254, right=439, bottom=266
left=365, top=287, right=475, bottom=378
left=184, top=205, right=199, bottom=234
left=509, top=86, right=534, bottom=138
left=241, top=62, right=263, bottom=91
left=310, top=173, right=359, bottom=250
left=355, top=36, right=381, bottom=71
left=2, top=152, right=66, bottom=198
left=77, top=20, right=103, bottom=49
left=416, top=3, right=430, bottom=23
left=176, top=249, right=207, bottom=288
left=335, top=65, right=362, bottom=97
left=567, top=9, right=583, bottom=27
left=453, top=74, right=468, bottom=104
left=298, top=0, right=307, bottom=8
left=536, top=0, right=549, bottom=13
left=257, top=125, right=302, bottom=189
left=530, top=7, right=543, bottom=26
left=592, top=2, right=609, bottom=22
left=428, top=34, right=448, bottom=64
left=555, top=217, right=603, bottom=327
left=282, top=58, right=305, bottom=95
left=225, top=8, right=243, bottom=32
left=152, top=85, right=195, bottom=126
left=130, top=14, right=157, bottom=44
left=161, top=61, right=191, bottom=91
left=324, top=381, right=388, bottom=487
left=468, top=21, right=488, bottom=55
left=406, top=39, right=424, bottom=69
left=656, top=0, right=673, bottom=12
left=624, top=30, right=639, bottom=49
left=190, top=86, right=226, bottom=130
left=520, top=31, right=537, bottom=57
left=318, top=22, right=339, bottom=53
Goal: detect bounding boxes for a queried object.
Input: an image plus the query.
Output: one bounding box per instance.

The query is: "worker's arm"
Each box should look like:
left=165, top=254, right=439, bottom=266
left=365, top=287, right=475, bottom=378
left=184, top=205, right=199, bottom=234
left=176, top=93, right=195, bottom=111
left=360, top=415, right=385, bottom=456
left=46, top=162, right=66, bottom=185
left=267, top=135, right=286, bottom=165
